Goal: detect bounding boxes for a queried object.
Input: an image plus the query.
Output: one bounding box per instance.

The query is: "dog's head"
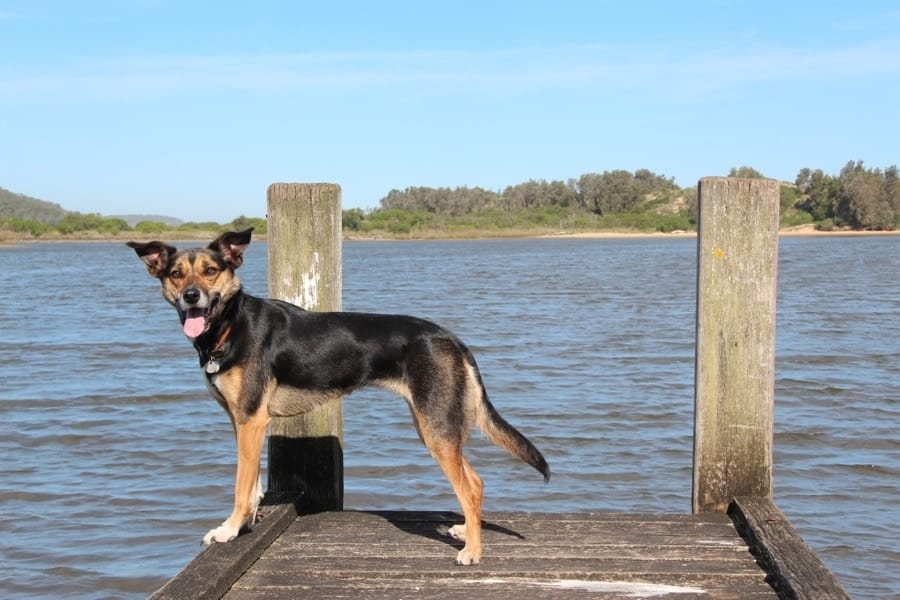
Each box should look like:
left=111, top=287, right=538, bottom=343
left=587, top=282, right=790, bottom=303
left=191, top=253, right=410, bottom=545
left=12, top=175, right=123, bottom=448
left=127, top=228, right=252, bottom=340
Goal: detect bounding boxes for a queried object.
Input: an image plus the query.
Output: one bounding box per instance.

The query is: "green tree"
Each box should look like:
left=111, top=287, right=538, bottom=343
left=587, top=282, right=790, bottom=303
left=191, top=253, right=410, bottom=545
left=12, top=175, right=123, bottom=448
left=728, top=166, right=765, bottom=178
left=837, top=161, right=894, bottom=230
left=592, top=170, right=642, bottom=215
left=134, top=221, right=172, bottom=234
left=56, top=213, right=129, bottom=235
left=342, top=208, right=365, bottom=231
left=363, top=208, right=432, bottom=235
left=502, top=180, right=546, bottom=210
left=885, top=166, right=900, bottom=227
left=3, top=218, right=54, bottom=236
left=795, top=168, right=838, bottom=222
left=228, top=215, right=267, bottom=234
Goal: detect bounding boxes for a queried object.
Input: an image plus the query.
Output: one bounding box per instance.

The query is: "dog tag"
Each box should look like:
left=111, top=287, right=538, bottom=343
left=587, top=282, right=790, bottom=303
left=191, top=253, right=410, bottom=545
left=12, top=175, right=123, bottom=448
left=205, top=359, right=220, bottom=374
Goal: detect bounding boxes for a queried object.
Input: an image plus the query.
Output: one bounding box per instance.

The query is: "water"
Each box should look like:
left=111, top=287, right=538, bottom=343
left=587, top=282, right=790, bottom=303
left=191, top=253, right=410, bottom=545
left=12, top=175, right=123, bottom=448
left=0, top=236, right=897, bottom=599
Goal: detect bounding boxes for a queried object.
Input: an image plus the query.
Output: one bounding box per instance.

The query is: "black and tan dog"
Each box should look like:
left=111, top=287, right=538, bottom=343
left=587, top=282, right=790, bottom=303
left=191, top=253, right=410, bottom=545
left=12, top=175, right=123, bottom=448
left=127, top=228, right=549, bottom=564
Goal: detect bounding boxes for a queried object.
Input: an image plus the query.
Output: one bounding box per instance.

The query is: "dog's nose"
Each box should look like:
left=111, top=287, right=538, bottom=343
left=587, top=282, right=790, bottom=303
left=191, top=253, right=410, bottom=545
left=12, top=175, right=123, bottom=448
left=183, top=288, right=201, bottom=305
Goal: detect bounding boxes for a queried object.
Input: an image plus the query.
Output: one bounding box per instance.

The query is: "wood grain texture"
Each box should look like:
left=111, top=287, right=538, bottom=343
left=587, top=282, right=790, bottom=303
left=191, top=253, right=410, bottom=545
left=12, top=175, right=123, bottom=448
left=148, top=493, right=301, bottom=600
left=693, top=177, right=780, bottom=513
left=220, top=510, right=778, bottom=599
left=729, top=497, right=851, bottom=600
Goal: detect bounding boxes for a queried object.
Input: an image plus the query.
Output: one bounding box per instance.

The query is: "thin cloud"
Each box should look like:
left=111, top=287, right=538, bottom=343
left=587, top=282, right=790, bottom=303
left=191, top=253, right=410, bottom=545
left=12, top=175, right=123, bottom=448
left=2, top=38, right=899, bottom=104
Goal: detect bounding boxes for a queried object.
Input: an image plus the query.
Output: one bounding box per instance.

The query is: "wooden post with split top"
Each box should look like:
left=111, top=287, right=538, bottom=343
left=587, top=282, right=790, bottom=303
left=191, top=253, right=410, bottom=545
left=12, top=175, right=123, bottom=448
left=266, top=182, right=344, bottom=512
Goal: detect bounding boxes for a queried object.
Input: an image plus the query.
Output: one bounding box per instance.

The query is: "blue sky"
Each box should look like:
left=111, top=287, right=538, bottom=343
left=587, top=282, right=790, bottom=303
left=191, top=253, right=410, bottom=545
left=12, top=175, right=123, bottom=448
left=1, top=1, right=898, bottom=222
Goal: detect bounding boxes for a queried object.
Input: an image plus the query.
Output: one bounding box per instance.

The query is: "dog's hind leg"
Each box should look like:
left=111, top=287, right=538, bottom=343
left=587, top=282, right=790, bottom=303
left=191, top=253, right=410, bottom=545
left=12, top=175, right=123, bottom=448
left=403, top=338, right=488, bottom=564
left=203, top=410, right=269, bottom=544
left=427, top=437, right=485, bottom=565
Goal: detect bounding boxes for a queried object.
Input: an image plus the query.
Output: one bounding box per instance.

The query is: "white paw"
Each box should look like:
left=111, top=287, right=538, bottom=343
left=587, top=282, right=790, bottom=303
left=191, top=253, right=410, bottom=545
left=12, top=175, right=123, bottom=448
left=202, top=523, right=239, bottom=545
left=447, top=524, right=467, bottom=541
left=455, top=547, right=481, bottom=565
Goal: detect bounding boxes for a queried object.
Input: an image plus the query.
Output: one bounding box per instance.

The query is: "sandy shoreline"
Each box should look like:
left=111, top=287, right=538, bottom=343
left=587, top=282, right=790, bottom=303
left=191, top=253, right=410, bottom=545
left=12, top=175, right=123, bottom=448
left=540, top=225, right=899, bottom=240
left=2, top=224, right=898, bottom=246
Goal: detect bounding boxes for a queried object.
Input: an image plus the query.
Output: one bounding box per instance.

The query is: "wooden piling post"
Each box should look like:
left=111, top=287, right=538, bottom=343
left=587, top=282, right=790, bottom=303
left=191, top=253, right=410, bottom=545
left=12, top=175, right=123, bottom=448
left=692, top=177, right=780, bottom=513
left=266, top=182, right=344, bottom=512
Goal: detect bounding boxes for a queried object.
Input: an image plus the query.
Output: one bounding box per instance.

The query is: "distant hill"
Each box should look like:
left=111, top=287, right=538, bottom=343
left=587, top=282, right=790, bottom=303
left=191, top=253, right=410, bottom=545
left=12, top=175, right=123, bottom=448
left=109, top=214, right=183, bottom=227
left=0, top=186, right=182, bottom=227
left=0, top=186, right=69, bottom=224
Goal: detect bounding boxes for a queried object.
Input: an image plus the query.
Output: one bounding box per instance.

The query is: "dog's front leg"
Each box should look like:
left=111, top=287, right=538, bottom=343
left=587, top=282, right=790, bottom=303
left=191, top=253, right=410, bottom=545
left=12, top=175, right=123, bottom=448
left=203, top=412, right=269, bottom=544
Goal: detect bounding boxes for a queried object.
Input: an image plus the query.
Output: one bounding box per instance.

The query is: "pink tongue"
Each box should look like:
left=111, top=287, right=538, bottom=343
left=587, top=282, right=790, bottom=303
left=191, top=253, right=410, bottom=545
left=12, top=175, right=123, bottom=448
left=183, top=313, right=206, bottom=338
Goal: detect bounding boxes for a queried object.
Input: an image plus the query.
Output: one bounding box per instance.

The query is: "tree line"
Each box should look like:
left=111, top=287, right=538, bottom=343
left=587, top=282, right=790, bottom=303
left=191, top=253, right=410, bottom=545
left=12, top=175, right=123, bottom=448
left=792, top=161, right=899, bottom=230
left=3, top=161, right=898, bottom=239
left=0, top=211, right=267, bottom=239
left=354, top=162, right=898, bottom=233
left=378, top=168, right=680, bottom=216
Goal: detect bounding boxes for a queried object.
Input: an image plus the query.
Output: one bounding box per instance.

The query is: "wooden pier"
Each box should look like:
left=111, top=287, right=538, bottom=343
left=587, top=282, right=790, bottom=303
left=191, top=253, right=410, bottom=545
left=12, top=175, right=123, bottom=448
left=151, top=495, right=846, bottom=599
left=149, top=180, right=850, bottom=599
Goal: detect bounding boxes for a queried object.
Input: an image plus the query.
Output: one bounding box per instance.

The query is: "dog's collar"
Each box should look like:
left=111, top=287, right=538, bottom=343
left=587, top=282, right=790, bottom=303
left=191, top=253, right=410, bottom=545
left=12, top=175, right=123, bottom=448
left=203, top=324, right=232, bottom=374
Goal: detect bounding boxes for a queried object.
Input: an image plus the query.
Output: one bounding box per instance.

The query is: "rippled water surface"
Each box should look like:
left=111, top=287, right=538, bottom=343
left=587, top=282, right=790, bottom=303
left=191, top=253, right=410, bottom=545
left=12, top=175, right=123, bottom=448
left=0, top=236, right=897, bottom=598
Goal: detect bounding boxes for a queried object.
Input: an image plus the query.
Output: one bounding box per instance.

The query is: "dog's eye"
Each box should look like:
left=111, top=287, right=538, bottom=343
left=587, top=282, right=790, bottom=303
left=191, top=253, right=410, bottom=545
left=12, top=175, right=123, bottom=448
left=170, top=269, right=183, bottom=279
left=204, top=266, right=218, bottom=276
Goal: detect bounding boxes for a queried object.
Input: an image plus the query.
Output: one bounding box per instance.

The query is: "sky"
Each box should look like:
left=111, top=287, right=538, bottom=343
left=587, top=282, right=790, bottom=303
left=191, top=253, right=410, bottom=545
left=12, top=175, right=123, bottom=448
left=1, top=1, right=898, bottom=223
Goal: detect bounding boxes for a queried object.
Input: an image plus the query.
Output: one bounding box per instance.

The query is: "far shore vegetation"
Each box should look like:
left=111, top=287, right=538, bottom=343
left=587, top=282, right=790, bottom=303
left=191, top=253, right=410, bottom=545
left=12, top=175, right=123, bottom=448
left=2, top=162, right=898, bottom=243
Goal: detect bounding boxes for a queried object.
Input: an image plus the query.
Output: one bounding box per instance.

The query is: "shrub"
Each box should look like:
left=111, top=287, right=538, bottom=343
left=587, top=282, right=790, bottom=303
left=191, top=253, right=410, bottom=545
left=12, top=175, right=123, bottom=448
left=342, top=209, right=365, bottom=231
left=134, top=221, right=172, bottom=234
left=4, top=218, right=54, bottom=236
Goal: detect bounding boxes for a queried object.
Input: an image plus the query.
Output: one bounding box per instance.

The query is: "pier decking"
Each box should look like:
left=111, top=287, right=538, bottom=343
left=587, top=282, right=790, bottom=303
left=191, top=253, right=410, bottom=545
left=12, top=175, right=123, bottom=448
left=150, top=495, right=847, bottom=599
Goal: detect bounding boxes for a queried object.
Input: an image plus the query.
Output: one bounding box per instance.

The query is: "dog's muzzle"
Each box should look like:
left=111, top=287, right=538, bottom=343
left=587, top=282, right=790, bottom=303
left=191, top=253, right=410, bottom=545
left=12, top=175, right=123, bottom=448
left=180, top=286, right=211, bottom=339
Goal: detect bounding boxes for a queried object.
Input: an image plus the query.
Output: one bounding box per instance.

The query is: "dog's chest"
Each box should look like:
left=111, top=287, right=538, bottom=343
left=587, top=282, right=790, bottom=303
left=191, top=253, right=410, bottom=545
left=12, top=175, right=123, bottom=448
left=205, top=374, right=228, bottom=407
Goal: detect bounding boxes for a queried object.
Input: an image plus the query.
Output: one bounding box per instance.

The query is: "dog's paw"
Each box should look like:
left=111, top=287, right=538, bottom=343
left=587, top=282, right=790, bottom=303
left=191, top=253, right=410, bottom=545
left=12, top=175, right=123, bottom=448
left=202, top=523, right=239, bottom=545
left=455, top=547, right=481, bottom=566
left=447, top=524, right=467, bottom=542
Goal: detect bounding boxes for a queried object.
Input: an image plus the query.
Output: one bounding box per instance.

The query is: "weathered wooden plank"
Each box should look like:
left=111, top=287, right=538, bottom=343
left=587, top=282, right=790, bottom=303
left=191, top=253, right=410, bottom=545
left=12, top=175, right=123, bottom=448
left=278, top=509, right=742, bottom=527
left=228, top=577, right=778, bottom=600
left=331, top=509, right=731, bottom=523
left=148, top=493, right=301, bottom=600
left=243, top=556, right=766, bottom=579
left=274, top=510, right=748, bottom=545
left=229, top=576, right=776, bottom=600
left=729, top=497, right=851, bottom=600
left=256, top=542, right=750, bottom=560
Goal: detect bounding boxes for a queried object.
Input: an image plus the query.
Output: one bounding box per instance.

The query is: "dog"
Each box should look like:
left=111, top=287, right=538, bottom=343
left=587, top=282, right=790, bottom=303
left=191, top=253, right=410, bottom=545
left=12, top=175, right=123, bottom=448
left=127, top=228, right=549, bottom=565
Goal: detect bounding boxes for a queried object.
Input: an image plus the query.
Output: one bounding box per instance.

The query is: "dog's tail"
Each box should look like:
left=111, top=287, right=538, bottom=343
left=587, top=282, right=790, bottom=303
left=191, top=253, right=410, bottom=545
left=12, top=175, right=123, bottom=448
left=465, top=351, right=550, bottom=483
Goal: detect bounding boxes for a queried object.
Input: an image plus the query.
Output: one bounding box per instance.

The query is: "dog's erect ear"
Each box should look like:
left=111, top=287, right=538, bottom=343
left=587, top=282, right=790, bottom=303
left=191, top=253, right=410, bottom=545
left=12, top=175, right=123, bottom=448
left=126, top=240, right=177, bottom=278
left=209, top=228, right=253, bottom=269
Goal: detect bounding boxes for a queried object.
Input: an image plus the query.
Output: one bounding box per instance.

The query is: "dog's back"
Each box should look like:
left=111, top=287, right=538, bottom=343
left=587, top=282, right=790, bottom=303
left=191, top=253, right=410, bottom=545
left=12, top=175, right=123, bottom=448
left=244, top=295, right=549, bottom=482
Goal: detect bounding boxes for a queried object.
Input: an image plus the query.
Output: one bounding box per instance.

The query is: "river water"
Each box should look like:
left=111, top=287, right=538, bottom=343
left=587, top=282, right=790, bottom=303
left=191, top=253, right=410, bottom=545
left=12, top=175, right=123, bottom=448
left=0, top=236, right=897, bottom=599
